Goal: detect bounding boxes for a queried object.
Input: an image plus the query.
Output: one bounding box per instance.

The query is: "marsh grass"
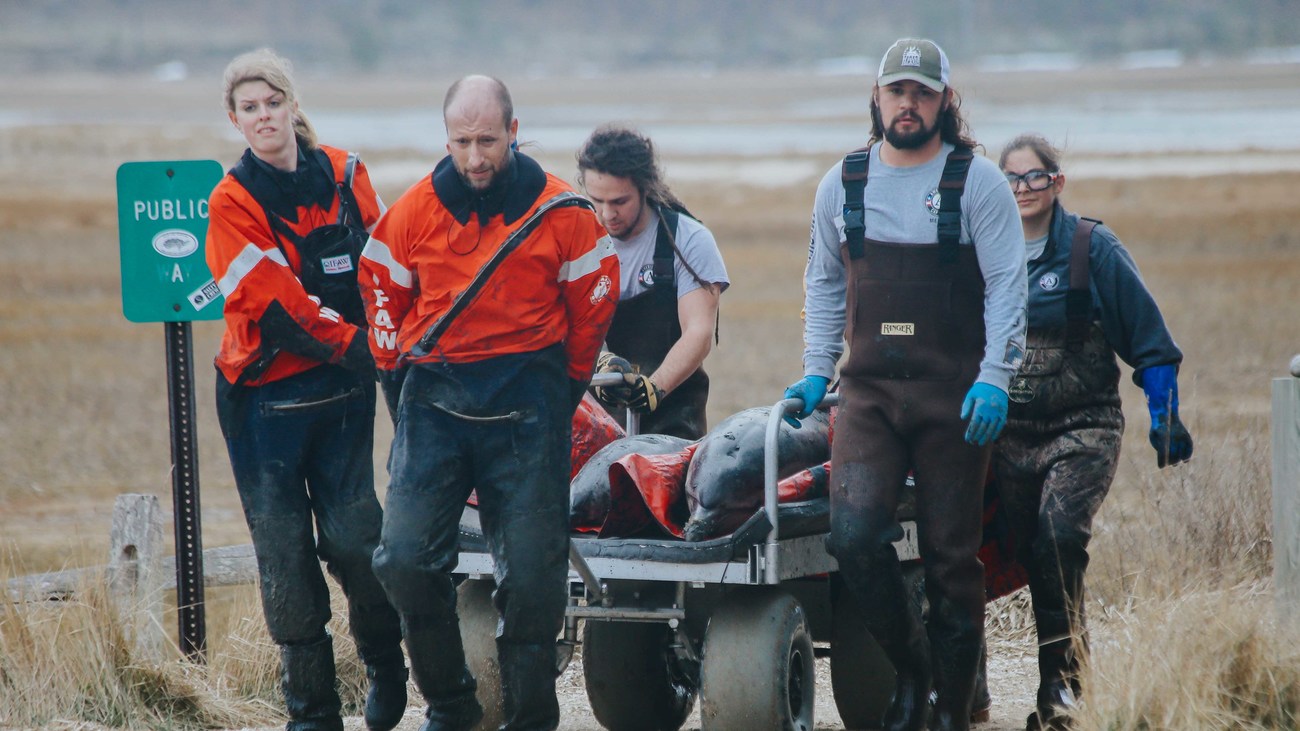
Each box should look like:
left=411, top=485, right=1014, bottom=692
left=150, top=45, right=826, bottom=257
left=0, top=575, right=254, bottom=729
left=1074, top=586, right=1300, bottom=730
left=0, top=569, right=371, bottom=728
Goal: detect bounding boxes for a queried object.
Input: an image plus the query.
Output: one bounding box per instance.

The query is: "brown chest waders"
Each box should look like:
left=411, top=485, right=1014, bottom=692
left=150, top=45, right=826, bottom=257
left=826, top=145, right=989, bottom=730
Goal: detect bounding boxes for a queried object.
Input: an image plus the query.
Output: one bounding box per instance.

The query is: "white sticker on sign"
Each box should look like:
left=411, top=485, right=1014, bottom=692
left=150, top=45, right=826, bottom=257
left=188, top=278, right=222, bottom=311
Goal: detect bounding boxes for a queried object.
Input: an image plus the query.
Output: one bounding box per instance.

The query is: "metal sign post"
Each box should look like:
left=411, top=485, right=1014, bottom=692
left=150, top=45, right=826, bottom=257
left=116, top=159, right=224, bottom=662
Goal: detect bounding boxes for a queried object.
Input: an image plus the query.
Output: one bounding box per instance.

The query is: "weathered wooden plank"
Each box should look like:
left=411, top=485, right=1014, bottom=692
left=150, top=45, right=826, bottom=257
left=1274, top=376, right=1300, bottom=625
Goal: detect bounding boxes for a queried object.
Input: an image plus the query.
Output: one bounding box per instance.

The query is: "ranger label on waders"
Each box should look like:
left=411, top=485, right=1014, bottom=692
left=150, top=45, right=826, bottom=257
left=881, top=323, right=915, bottom=336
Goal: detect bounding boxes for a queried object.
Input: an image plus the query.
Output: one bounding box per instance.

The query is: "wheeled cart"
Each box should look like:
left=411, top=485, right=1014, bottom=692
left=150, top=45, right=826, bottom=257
left=452, top=392, right=922, bottom=731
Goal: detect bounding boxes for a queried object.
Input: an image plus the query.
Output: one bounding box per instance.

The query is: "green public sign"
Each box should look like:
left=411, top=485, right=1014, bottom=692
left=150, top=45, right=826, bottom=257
left=117, top=160, right=226, bottom=323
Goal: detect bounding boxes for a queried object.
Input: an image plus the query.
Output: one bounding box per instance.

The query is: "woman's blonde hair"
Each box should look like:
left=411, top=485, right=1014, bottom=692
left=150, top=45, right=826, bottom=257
left=221, top=48, right=318, bottom=150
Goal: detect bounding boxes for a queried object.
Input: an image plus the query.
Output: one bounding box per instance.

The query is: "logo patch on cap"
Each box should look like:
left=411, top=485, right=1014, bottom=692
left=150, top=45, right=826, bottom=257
left=902, top=46, right=922, bottom=68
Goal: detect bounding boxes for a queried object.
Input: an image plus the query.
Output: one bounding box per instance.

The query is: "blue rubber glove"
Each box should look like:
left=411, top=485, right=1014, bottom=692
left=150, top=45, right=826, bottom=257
left=782, top=375, right=829, bottom=428
left=960, top=382, right=1008, bottom=447
left=1141, top=364, right=1193, bottom=468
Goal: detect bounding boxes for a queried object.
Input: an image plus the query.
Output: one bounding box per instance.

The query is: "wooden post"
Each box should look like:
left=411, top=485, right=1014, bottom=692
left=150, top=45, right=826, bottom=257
left=107, top=493, right=166, bottom=663
left=1274, top=376, right=1300, bottom=626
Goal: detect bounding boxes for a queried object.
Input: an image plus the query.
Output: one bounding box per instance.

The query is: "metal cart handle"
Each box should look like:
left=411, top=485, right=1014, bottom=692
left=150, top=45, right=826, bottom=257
left=763, top=392, right=839, bottom=584
left=587, top=371, right=641, bottom=435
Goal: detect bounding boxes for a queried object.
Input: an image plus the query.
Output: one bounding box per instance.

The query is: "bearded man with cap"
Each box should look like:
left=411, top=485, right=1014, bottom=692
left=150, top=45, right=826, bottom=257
left=782, top=38, right=1027, bottom=731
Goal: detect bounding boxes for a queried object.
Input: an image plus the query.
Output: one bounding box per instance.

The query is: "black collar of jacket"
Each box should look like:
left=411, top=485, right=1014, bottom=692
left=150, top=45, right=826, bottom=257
left=235, top=147, right=335, bottom=223
left=431, top=151, right=546, bottom=227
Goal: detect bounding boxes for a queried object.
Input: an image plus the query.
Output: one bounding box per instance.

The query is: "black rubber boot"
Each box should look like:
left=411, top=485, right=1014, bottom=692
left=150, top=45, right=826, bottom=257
left=1024, top=677, right=1076, bottom=730
left=281, top=634, right=344, bottom=731
left=1026, top=624, right=1079, bottom=731
left=865, top=572, right=932, bottom=731
left=881, top=625, right=933, bottom=731
left=364, top=660, right=409, bottom=731
left=416, top=700, right=484, bottom=731
left=927, top=598, right=981, bottom=731
left=498, top=641, right=561, bottom=731
left=404, top=612, right=483, bottom=731
left=832, top=545, right=932, bottom=731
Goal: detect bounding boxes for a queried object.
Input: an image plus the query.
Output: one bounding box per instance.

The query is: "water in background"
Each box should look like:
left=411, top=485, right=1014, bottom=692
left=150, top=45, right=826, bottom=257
left=8, top=58, right=1299, bottom=183
left=311, top=87, right=1299, bottom=160
left=304, top=62, right=1300, bottom=183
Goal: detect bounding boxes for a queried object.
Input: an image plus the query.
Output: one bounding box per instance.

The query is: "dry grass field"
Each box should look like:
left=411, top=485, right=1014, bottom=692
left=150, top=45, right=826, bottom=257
left=2, top=63, right=1299, bottom=729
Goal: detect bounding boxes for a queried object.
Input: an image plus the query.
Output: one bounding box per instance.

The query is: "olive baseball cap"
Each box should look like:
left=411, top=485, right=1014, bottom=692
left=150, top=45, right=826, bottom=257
left=877, top=38, right=949, bottom=92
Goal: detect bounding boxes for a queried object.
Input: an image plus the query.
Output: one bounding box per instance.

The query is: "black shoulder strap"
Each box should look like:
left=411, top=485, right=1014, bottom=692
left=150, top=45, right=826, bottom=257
left=840, top=146, right=871, bottom=260
left=412, top=191, right=597, bottom=357
left=1066, top=217, right=1100, bottom=351
left=334, top=152, right=365, bottom=229
left=937, top=146, right=975, bottom=263
left=653, top=205, right=720, bottom=344
left=651, top=207, right=678, bottom=299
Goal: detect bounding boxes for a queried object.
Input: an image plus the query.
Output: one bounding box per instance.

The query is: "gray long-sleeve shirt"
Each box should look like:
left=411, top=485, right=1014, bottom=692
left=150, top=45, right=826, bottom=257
left=801, top=143, right=1027, bottom=391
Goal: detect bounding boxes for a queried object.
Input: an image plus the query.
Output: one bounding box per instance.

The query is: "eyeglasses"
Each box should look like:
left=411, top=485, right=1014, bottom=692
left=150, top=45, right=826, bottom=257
left=1004, top=170, right=1058, bottom=191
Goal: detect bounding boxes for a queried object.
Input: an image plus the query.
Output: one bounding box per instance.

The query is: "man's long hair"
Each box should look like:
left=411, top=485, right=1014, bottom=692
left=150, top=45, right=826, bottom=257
left=576, top=124, right=689, bottom=214
left=869, top=86, right=980, bottom=151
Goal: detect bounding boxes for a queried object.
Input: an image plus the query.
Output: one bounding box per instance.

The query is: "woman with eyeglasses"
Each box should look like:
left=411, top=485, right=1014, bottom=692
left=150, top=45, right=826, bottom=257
left=995, top=133, right=1192, bottom=730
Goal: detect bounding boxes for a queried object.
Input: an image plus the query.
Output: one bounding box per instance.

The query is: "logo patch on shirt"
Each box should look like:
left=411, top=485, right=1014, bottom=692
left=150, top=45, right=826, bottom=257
left=1008, top=376, right=1035, bottom=403
left=1038, top=273, right=1060, bottom=291
left=322, top=254, right=354, bottom=275
left=924, top=188, right=942, bottom=217
left=638, top=264, right=656, bottom=287
left=590, top=275, right=612, bottom=304
left=881, top=323, right=915, bottom=336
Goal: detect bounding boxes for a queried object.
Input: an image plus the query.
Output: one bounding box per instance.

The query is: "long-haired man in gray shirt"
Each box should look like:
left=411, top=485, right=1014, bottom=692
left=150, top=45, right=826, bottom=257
left=782, top=38, right=1026, bottom=731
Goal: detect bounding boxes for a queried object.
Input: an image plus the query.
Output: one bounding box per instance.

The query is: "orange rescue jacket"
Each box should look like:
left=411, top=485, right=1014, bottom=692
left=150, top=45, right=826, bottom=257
left=359, top=152, right=618, bottom=381
left=206, top=144, right=384, bottom=386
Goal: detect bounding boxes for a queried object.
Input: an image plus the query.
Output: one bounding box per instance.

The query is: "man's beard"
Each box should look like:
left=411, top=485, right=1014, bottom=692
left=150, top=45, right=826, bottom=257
left=457, top=153, right=513, bottom=193
left=458, top=166, right=501, bottom=193
left=884, top=114, right=940, bottom=149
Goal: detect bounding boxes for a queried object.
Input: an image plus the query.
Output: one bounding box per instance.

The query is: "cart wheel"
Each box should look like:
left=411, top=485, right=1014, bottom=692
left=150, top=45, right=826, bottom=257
left=457, top=579, right=505, bottom=731
left=699, top=590, right=815, bottom=731
left=829, top=588, right=894, bottom=729
left=583, top=619, right=696, bottom=731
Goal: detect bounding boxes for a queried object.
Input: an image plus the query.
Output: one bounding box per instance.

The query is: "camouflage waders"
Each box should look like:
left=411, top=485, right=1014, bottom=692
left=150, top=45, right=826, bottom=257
left=995, top=325, right=1123, bottom=725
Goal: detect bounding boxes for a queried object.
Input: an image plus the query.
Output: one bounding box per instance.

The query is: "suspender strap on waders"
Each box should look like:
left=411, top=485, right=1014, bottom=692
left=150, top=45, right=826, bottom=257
left=651, top=207, right=679, bottom=303
left=411, top=191, right=597, bottom=357
left=1065, top=217, right=1100, bottom=352
left=840, top=147, right=870, bottom=260
left=937, top=147, right=975, bottom=263
left=840, top=146, right=973, bottom=262
left=651, top=204, right=721, bottom=344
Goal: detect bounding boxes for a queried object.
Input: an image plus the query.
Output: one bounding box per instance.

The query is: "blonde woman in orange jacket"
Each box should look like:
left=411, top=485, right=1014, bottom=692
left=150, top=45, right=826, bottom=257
left=206, top=48, right=406, bottom=731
